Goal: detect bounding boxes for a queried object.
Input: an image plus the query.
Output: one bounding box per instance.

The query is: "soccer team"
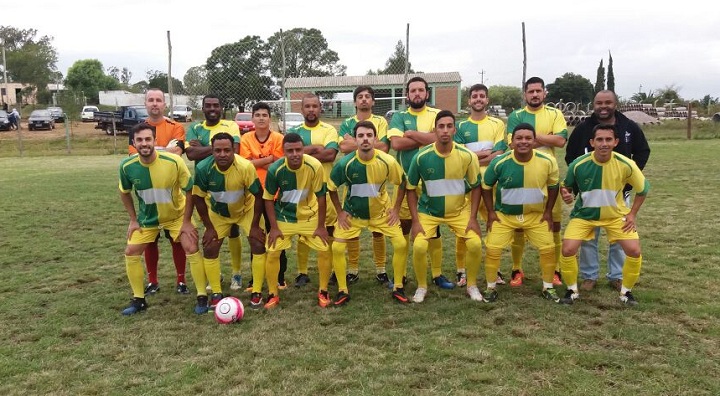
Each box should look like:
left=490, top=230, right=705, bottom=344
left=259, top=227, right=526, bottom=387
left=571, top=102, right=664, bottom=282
left=118, top=76, right=651, bottom=315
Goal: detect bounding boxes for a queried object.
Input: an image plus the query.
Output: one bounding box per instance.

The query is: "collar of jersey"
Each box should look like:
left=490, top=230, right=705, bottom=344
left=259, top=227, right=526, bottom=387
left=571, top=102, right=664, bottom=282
left=354, top=150, right=377, bottom=165
left=432, top=142, right=456, bottom=158
left=523, top=105, right=545, bottom=114
left=511, top=149, right=536, bottom=164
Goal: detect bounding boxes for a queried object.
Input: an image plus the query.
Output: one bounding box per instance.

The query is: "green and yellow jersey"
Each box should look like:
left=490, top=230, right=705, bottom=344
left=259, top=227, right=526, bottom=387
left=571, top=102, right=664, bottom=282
left=287, top=121, right=339, bottom=182
left=328, top=150, right=405, bottom=220
left=406, top=143, right=481, bottom=218
left=338, top=114, right=389, bottom=146
left=192, top=154, right=262, bottom=219
left=263, top=154, right=326, bottom=223
left=506, top=105, right=568, bottom=157
left=185, top=120, right=241, bottom=149
left=387, top=106, right=441, bottom=173
left=454, top=116, right=508, bottom=175
left=482, top=150, right=560, bottom=215
left=118, top=152, right=192, bottom=227
left=564, top=152, right=650, bottom=221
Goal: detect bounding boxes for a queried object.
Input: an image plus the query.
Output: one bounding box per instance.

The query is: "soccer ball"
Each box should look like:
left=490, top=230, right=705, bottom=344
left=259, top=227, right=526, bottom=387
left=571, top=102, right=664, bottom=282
left=214, top=296, right=244, bottom=324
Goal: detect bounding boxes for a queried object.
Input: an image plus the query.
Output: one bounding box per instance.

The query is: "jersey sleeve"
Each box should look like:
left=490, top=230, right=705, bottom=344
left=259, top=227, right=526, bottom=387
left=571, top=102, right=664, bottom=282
left=388, top=158, right=406, bottom=187
left=563, top=161, right=578, bottom=191
left=387, top=112, right=405, bottom=140
left=323, top=126, right=340, bottom=150
left=239, top=134, right=253, bottom=159
left=314, top=166, right=327, bottom=196
left=406, top=154, right=420, bottom=190
left=118, top=165, right=132, bottom=193
left=338, top=119, right=352, bottom=137
left=263, top=164, right=279, bottom=201
left=271, top=133, right=284, bottom=159
left=453, top=121, right=467, bottom=144
left=192, top=163, right=208, bottom=198
left=327, top=161, right=344, bottom=192
left=627, top=160, right=650, bottom=196
left=377, top=117, right=389, bottom=145
left=547, top=156, right=560, bottom=189
left=178, top=160, right=193, bottom=192
left=172, top=122, right=186, bottom=141
left=493, top=121, right=508, bottom=151
left=552, top=109, right=569, bottom=139
left=465, top=153, right=482, bottom=188
left=482, top=157, right=500, bottom=189
left=184, top=123, right=198, bottom=149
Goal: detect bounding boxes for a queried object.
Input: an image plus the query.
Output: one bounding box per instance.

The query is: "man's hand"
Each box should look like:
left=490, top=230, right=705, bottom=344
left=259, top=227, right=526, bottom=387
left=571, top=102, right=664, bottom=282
left=411, top=220, right=425, bottom=240
left=166, top=139, right=179, bottom=150
left=201, top=226, right=218, bottom=250
left=540, top=211, right=553, bottom=231
left=560, top=187, right=575, bottom=204
left=337, top=210, right=352, bottom=230
left=267, top=226, right=284, bottom=249
left=249, top=225, right=266, bottom=244
left=622, top=213, right=638, bottom=233
left=313, top=226, right=329, bottom=245
left=188, top=139, right=201, bottom=147
left=486, top=211, right=500, bottom=232
left=465, top=217, right=482, bottom=238
left=180, top=221, right=198, bottom=246
left=127, top=220, right=141, bottom=241
left=387, top=208, right=400, bottom=227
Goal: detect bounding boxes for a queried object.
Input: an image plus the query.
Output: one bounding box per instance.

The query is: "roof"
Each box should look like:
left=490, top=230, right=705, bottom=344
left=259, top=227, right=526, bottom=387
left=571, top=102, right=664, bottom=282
left=285, top=72, right=461, bottom=89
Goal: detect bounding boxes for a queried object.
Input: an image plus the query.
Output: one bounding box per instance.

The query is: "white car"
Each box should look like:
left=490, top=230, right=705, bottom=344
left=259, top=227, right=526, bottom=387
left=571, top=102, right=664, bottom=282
left=81, top=105, right=99, bottom=122
left=169, top=105, right=193, bottom=122
left=278, top=112, right=304, bottom=132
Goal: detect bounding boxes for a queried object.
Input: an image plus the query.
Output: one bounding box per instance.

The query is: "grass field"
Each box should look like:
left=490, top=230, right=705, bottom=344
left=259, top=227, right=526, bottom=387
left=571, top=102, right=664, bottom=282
left=0, top=126, right=719, bottom=394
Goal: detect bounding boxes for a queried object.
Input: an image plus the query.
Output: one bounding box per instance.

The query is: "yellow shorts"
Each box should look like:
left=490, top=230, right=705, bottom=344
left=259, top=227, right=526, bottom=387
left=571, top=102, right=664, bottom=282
left=333, top=215, right=404, bottom=240
left=415, top=211, right=480, bottom=241
left=325, top=194, right=337, bottom=226
left=127, top=216, right=195, bottom=245
left=209, top=210, right=263, bottom=240
left=564, top=217, right=639, bottom=243
left=485, top=212, right=554, bottom=251
left=267, top=220, right=330, bottom=252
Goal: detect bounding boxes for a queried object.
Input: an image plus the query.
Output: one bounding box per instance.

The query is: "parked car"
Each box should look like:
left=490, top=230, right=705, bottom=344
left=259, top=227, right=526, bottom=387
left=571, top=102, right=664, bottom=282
left=47, top=106, right=66, bottom=123
left=169, top=105, right=193, bottom=122
left=94, top=105, right=148, bottom=135
left=28, top=110, right=55, bottom=130
left=81, top=105, right=99, bottom=122
left=234, top=112, right=255, bottom=134
left=0, top=110, right=10, bottom=131
left=278, top=112, right=304, bottom=132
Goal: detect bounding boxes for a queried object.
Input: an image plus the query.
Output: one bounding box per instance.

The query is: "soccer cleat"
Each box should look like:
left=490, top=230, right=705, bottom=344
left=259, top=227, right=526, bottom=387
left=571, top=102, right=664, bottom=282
left=264, top=294, right=280, bottom=309
left=620, top=291, right=639, bottom=306
left=347, top=273, right=360, bottom=284
left=277, top=281, right=288, bottom=290
left=230, top=274, right=243, bottom=290
left=329, top=272, right=338, bottom=286
left=483, top=288, right=499, bottom=303
left=176, top=282, right=190, bottom=294
left=144, top=282, right=160, bottom=295
left=294, top=273, right=311, bottom=288
left=194, top=295, right=209, bottom=315
left=249, top=292, right=263, bottom=310
left=466, top=285, right=483, bottom=301
left=333, top=291, right=350, bottom=307
left=318, top=290, right=331, bottom=308
left=209, top=293, right=224, bottom=310
left=244, top=279, right=254, bottom=292
left=456, top=272, right=467, bottom=287
left=388, top=275, right=408, bottom=290
left=542, top=288, right=560, bottom=303
left=553, top=271, right=563, bottom=286
left=559, top=289, right=580, bottom=305
left=121, top=298, right=148, bottom=315
left=391, top=288, right=410, bottom=303
left=510, top=270, right=524, bottom=287
left=375, top=272, right=389, bottom=284
left=432, top=275, right=455, bottom=290
left=412, top=287, right=428, bottom=303
left=496, top=271, right=506, bottom=285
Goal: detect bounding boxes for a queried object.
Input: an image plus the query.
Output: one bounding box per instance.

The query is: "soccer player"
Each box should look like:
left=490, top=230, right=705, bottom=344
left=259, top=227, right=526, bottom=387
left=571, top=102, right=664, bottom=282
left=565, top=90, right=651, bottom=291
left=505, top=77, right=567, bottom=287
left=287, top=94, right=339, bottom=288
left=118, top=122, right=203, bottom=315
left=454, top=83, right=508, bottom=287
left=240, top=102, right=289, bottom=292
left=559, top=124, right=650, bottom=306
left=406, top=110, right=484, bottom=303
left=185, top=94, right=245, bottom=290
left=338, top=85, right=390, bottom=285
left=481, top=123, right=561, bottom=303
left=328, top=120, right=409, bottom=304
left=263, top=133, right=331, bottom=308
left=193, top=132, right=266, bottom=312
left=388, top=77, right=454, bottom=290
left=126, top=88, right=189, bottom=295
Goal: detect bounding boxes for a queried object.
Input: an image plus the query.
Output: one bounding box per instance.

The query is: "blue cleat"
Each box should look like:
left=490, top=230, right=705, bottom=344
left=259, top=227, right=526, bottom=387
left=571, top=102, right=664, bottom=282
left=122, top=298, right=148, bottom=316
left=432, top=275, right=455, bottom=290
left=195, top=295, right=209, bottom=314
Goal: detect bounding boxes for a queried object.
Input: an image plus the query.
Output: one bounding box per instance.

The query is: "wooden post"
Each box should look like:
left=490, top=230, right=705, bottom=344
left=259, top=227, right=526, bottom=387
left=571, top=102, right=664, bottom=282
left=687, top=102, right=692, bottom=139
left=521, top=22, right=527, bottom=106
left=167, top=31, right=174, bottom=114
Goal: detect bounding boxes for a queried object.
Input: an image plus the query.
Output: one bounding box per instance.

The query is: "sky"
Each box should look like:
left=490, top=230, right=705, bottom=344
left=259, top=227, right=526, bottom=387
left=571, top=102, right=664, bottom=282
left=5, top=0, right=720, bottom=101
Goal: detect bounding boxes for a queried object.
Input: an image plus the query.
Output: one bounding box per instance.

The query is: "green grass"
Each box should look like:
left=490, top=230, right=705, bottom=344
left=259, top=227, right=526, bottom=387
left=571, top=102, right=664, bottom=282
left=0, top=138, right=719, bottom=394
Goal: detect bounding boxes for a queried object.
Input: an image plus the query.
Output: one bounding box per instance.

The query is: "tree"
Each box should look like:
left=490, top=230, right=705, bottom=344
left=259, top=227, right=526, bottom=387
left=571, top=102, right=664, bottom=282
left=145, top=71, right=185, bottom=94
left=107, top=66, right=133, bottom=86
left=206, top=35, right=275, bottom=111
left=594, top=59, right=605, bottom=93
left=267, top=28, right=347, bottom=80
left=546, top=73, right=594, bottom=105
left=375, top=40, right=413, bottom=75
left=607, top=51, right=615, bottom=92
left=655, top=85, right=683, bottom=105
left=630, top=91, right=655, bottom=104
left=0, top=26, right=59, bottom=104
left=183, top=66, right=209, bottom=95
left=487, top=85, right=523, bottom=112
left=64, top=59, right=120, bottom=104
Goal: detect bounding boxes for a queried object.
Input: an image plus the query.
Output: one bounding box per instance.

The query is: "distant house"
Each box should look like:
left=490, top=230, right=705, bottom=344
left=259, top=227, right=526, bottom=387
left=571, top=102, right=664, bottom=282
left=0, top=82, right=66, bottom=106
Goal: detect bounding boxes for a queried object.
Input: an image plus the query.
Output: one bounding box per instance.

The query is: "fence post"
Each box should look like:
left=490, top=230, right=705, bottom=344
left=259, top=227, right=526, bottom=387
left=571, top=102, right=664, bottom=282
left=686, top=102, right=692, bottom=139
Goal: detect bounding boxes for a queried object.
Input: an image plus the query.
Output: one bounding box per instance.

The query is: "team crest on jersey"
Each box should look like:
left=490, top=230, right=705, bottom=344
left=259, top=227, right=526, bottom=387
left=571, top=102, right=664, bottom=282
left=209, top=181, right=217, bottom=186
left=583, top=178, right=593, bottom=187
left=351, top=172, right=359, bottom=180
left=425, top=168, right=435, bottom=175
left=464, top=132, right=471, bottom=137
left=281, top=180, right=289, bottom=186
left=133, top=179, right=142, bottom=185
left=502, top=176, right=513, bottom=185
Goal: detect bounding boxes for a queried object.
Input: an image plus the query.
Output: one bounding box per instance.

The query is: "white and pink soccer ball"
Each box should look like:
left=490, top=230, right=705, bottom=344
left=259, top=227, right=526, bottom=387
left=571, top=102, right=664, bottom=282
left=214, top=296, right=244, bottom=324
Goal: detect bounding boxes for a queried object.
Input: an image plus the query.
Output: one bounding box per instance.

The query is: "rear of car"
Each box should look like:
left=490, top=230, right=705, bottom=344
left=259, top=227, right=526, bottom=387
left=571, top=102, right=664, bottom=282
left=278, top=112, right=304, bottom=132
left=29, top=110, right=55, bottom=131
left=0, top=110, right=10, bottom=131
left=170, top=105, right=193, bottom=122
left=81, top=106, right=99, bottom=122
left=48, top=107, right=66, bottom=123
left=234, top=112, right=255, bottom=134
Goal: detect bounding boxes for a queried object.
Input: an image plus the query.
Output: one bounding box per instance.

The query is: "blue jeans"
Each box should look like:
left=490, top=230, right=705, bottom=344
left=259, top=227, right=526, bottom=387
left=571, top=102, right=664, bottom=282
left=579, top=228, right=625, bottom=281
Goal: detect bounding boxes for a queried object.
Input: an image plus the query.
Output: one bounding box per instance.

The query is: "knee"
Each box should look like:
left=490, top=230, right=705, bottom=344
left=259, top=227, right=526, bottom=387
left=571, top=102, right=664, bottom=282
left=465, top=237, right=482, bottom=253
left=249, top=239, right=266, bottom=255
left=331, top=241, right=346, bottom=255
left=561, top=245, right=578, bottom=257
left=413, top=238, right=428, bottom=255
left=391, top=236, right=407, bottom=251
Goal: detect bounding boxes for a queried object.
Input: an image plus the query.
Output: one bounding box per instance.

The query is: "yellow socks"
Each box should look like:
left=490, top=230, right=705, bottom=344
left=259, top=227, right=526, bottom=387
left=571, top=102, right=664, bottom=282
left=125, top=255, right=145, bottom=298
left=332, top=241, right=349, bottom=292
left=251, top=252, right=267, bottom=293
left=187, top=251, right=207, bottom=296
left=265, top=250, right=281, bottom=296
left=413, top=237, right=430, bottom=289
left=204, top=257, right=222, bottom=294
left=559, top=254, right=579, bottom=291
left=297, top=241, right=310, bottom=274
left=511, top=231, right=525, bottom=271
left=622, top=255, right=643, bottom=291
left=347, top=238, right=360, bottom=274
left=429, top=237, right=443, bottom=278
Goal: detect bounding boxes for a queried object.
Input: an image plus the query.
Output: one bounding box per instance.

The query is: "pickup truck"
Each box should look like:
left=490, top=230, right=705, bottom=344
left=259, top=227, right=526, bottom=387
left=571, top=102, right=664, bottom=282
left=94, top=105, right=148, bottom=135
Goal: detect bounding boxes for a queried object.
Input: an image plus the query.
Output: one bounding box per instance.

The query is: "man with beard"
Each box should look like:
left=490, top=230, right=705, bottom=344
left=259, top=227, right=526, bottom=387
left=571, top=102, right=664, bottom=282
left=118, top=123, right=203, bottom=315
left=127, top=89, right=189, bottom=296
left=328, top=121, right=408, bottom=304
left=505, top=77, right=567, bottom=288
left=185, top=95, right=244, bottom=293
left=565, top=90, right=650, bottom=292
left=387, top=77, right=454, bottom=291
left=559, top=124, right=650, bottom=306
left=287, top=94, right=339, bottom=288
left=338, top=86, right=390, bottom=286
left=481, top=123, right=561, bottom=303
left=454, top=83, right=507, bottom=287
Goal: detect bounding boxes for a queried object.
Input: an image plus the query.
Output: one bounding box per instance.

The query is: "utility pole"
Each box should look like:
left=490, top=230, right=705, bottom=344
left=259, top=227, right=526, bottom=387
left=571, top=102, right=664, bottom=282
left=478, top=70, right=486, bottom=84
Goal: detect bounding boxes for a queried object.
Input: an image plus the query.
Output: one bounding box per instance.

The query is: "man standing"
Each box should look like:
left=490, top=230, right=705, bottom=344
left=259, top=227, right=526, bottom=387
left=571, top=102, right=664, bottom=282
left=388, top=77, right=454, bottom=290
left=406, top=110, right=484, bottom=303
left=338, top=85, right=390, bottom=285
left=454, top=83, right=507, bottom=287
left=559, top=124, right=650, bottom=306
left=128, top=88, right=189, bottom=296
left=328, top=121, right=409, bottom=304
left=193, top=133, right=266, bottom=312
left=118, top=123, right=203, bottom=315
left=506, top=77, right=567, bottom=287
left=263, top=133, right=330, bottom=308
left=287, top=94, right=339, bottom=288
left=565, top=90, right=650, bottom=291
left=481, top=123, right=561, bottom=303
